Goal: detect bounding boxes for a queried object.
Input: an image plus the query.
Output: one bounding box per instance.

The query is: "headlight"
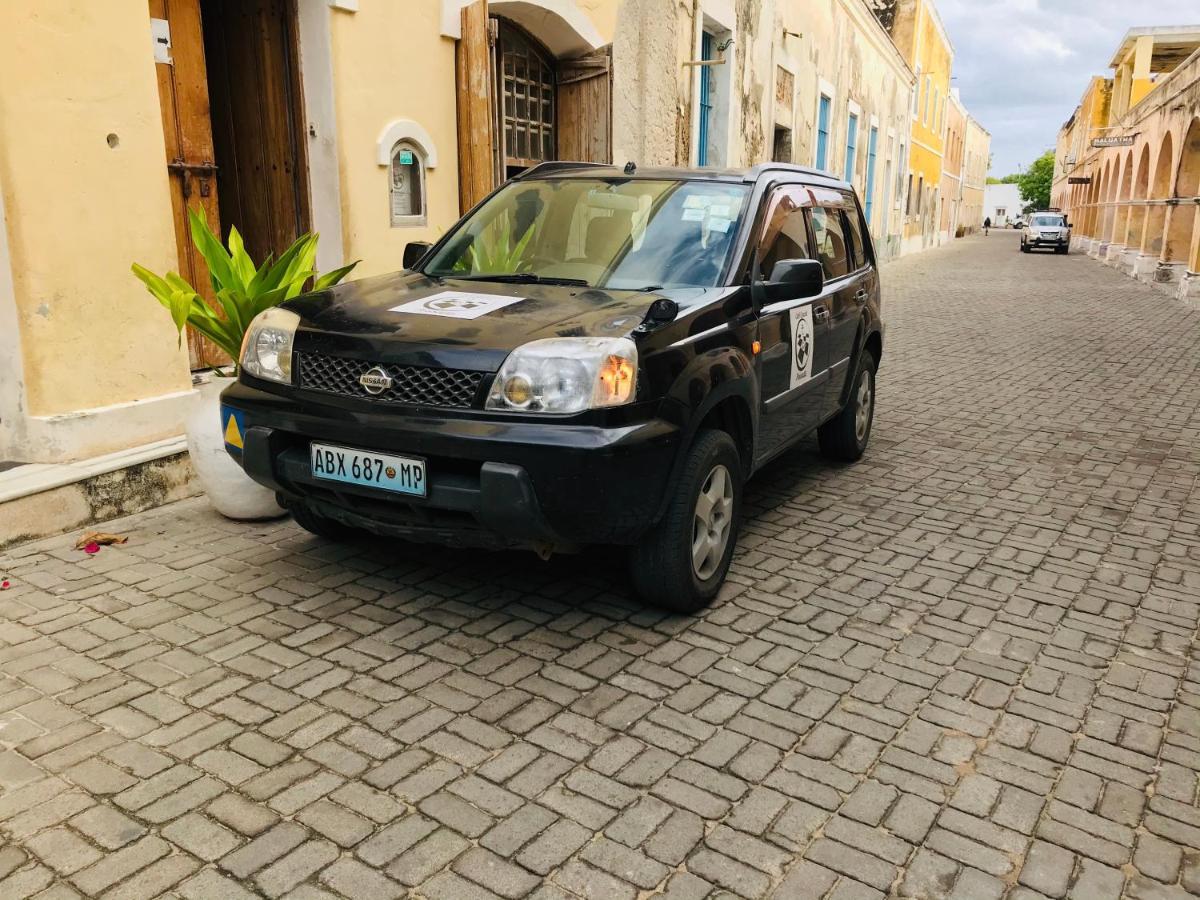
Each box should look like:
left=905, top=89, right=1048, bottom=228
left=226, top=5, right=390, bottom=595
left=486, top=337, right=637, bottom=414
left=240, top=307, right=300, bottom=384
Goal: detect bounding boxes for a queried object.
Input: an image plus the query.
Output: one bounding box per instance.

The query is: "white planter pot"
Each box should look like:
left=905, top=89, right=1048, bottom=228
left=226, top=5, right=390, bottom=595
left=186, top=378, right=287, bottom=520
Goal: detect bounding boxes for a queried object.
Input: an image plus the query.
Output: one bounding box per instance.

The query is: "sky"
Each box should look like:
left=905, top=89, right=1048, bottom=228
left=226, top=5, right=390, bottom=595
left=937, top=0, right=1200, bottom=177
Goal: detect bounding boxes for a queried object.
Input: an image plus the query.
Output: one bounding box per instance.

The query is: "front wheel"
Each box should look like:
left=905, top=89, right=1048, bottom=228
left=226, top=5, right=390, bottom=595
left=819, top=351, right=876, bottom=462
left=629, top=430, right=742, bottom=613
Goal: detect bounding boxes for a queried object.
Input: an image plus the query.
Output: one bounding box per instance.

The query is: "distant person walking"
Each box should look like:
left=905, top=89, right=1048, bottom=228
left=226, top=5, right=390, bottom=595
left=983, top=216, right=991, bottom=236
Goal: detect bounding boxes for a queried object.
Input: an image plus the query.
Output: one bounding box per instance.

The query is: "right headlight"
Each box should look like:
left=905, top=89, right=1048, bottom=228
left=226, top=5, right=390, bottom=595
left=486, top=337, right=637, bottom=414
left=240, top=307, right=300, bottom=384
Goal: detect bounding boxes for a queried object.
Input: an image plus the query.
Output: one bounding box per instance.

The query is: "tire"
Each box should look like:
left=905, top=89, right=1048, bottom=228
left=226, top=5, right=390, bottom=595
left=818, top=350, right=877, bottom=462
left=291, top=503, right=355, bottom=541
left=1057, top=246, right=1068, bottom=255
left=629, top=430, right=742, bottom=614
left=1020, top=241, right=1029, bottom=253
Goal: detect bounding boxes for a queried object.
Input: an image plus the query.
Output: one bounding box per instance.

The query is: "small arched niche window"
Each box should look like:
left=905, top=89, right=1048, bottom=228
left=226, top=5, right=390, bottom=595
left=390, top=141, right=426, bottom=226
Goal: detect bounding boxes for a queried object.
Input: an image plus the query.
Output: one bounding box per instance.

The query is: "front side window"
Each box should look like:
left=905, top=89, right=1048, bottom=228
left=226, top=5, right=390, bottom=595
left=810, top=207, right=850, bottom=280
left=757, top=187, right=814, bottom=280
left=390, top=141, right=425, bottom=225
left=423, top=178, right=751, bottom=290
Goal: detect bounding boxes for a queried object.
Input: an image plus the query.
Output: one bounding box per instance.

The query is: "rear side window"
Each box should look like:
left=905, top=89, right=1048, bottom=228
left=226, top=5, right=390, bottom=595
left=842, top=207, right=868, bottom=271
left=809, top=207, right=850, bottom=280
left=757, top=187, right=814, bottom=280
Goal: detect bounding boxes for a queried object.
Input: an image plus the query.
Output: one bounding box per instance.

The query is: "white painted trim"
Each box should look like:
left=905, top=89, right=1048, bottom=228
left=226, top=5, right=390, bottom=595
left=847, top=98, right=863, bottom=119
left=376, top=120, right=439, bottom=168
left=0, top=436, right=188, bottom=503
left=813, top=78, right=837, bottom=172
left=0, top=163, right=27, bottom=463
left=297, top=0, right=346, bottom=272
left=330, top=0, right=357, bottom=10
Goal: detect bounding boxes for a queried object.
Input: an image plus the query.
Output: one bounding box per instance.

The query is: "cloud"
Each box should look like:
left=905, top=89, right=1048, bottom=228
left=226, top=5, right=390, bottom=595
left=938, top=0, right=1200, bottom=174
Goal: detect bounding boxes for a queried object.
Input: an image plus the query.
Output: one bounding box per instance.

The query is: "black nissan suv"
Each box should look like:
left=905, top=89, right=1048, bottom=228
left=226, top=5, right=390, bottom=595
left=222, top=161, right=884, bottom=612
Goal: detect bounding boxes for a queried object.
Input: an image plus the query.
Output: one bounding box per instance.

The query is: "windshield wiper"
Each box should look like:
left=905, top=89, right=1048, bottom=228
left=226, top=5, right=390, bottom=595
left=450, top=273, right=590, bottom=287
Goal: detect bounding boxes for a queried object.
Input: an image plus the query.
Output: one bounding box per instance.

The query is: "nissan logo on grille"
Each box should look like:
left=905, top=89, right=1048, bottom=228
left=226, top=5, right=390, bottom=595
left=358, top=366, right=393, bottom=395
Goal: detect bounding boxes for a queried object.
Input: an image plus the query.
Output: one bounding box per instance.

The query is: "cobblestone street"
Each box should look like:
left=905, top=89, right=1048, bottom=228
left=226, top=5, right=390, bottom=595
left=1, top=230, right=1198, bottom=899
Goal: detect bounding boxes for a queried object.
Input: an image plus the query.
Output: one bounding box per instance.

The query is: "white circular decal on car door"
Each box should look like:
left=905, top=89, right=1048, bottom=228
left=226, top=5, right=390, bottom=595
left=789, top=305, right=814, bottom=390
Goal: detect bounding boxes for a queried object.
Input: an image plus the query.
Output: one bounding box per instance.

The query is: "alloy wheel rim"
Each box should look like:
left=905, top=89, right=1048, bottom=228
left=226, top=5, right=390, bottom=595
left=692, top=464, right=734, bottom=580
left=855, top=371, right=873, bottom=443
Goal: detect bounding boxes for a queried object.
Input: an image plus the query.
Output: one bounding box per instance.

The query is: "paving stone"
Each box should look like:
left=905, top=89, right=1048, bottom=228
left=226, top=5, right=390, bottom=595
left=3, top=236, right=1200, bottom=899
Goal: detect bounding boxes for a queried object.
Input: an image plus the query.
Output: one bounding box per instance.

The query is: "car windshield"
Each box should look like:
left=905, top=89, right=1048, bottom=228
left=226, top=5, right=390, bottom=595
left=1032, top=215, right=1064, bottom=227
left=422, top=178, right=751, bottom=289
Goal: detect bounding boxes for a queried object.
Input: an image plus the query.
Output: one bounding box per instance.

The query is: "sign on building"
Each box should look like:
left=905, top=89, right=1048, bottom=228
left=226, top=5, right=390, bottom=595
left=1091, top=135, right=1136, bottom=148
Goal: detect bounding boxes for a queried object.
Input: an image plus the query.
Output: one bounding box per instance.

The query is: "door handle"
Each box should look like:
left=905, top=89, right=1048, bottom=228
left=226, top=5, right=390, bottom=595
left=167, top=159, right=219, bottom=199
left=854, top=289, right=868, bottom=302
left=813, top=306, right=830, bottom=320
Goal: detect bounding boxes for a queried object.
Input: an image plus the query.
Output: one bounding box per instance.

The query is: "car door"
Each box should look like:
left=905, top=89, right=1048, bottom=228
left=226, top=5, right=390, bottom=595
left=806, top=199, right=862, bottom=416
left=825, top=196, right=873, bottom=413
left=753, top=185, right=834, bottom=465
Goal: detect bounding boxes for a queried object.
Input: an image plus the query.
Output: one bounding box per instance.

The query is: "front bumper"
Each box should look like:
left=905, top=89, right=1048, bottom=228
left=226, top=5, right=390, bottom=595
left=221, top=381, right=680, bottom=548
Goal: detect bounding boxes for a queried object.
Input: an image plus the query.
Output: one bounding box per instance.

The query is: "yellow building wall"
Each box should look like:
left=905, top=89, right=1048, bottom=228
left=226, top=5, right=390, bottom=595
left=329, top=4, right=463, bottom=278
left=329, top=1, right=619, bottom=279
left=903, top=0, right=953, bottom=244
left=0, top=1, right=191, bottom=420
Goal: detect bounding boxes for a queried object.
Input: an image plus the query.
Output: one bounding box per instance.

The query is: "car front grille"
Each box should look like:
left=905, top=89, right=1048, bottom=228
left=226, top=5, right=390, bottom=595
left=296, top=350, right=485, bottom=409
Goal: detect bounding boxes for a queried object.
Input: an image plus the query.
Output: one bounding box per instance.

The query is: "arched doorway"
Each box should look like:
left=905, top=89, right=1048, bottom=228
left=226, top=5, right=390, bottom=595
left=1125, top=143, right=1151, bottom=250
left=1110, top=151, right=1133, bottom=250
left=452, top=0, right=611, bottom=210
left=1144, top=133, right=1174, bottom=257
left=1165, top=118, right=1199, bottom=268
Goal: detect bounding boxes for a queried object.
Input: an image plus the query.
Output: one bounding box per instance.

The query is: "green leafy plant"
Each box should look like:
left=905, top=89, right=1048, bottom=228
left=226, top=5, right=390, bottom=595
left=452, top=215, right=536, bottom=273
left=132, top=209, right=357, bottom=367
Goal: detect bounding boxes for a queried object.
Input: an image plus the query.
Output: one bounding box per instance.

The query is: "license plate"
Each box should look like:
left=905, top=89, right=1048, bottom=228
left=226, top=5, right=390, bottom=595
left=309, top=443, right=426, bottom=497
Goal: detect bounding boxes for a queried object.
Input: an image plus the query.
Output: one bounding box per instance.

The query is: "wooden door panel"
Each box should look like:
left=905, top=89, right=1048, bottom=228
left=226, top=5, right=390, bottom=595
left=202, top=0, right=309, bottom=263
left=455, top=0, right=495, bottom=213
left=150, top=0, right=226, bottom=369
left=558, top=46, right=612, bottom=163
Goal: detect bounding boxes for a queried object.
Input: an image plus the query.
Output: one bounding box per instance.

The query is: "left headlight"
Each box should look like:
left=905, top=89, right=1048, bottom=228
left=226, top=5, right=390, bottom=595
left=240, top=307, right=300, bottom=384
left=486, top=337, right=638, bottom=414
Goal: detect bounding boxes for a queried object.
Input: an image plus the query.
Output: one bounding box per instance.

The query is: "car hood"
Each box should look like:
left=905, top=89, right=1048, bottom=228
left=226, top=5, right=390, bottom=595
left=286, top=271, right=678, bottom=372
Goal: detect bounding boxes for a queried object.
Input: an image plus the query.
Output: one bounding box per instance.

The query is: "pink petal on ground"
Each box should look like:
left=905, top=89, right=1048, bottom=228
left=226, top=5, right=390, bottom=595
left=83, top=542, right=101, bottom=555
left=0, top=580, right=9, bottom=590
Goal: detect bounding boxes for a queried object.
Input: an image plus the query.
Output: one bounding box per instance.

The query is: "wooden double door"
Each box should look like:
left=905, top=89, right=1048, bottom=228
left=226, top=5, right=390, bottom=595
left=455, top=1, right=614, bottom=212
left=151, top=0, right=310, bottom=368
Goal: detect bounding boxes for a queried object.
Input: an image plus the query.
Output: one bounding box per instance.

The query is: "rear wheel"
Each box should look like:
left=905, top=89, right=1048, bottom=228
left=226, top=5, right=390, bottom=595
left=629, top=430, right=742, bottom=614
left=291, top=504, right=355, bottom=541
left=819, top=351, right=876, bottom=462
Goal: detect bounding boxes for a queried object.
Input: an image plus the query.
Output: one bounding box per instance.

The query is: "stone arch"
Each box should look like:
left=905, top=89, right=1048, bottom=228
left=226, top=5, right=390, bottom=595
left=1109, top=150, right=1134, bottom=246
left=1165, top=117, right=1200, bottom=266
left=442, top=0, right=602, bottom=58
left=1101, top=156, right=1120, bottom=245
left=1125, top=143, right=1151, bottom=249
left=1145, top=132, right=1174, bottom=256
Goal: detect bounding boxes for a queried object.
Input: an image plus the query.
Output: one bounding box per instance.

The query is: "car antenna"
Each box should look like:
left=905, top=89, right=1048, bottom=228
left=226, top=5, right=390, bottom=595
left=623, top=160, right=637, bottom=174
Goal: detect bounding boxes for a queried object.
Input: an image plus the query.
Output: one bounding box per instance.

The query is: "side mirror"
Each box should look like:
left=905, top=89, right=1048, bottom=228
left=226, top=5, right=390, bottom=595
left=762, top=259, right=824, bottom=303
left=403, top=241, right=432, bottom=270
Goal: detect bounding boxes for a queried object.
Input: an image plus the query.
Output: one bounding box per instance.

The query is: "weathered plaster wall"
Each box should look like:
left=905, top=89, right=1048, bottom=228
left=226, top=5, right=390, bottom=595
left=612, top=0, right=690, bottom=165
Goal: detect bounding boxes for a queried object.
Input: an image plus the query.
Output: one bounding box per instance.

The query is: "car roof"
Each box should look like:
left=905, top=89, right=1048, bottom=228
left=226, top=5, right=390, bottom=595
left=516, top=160, right=854, bottom=191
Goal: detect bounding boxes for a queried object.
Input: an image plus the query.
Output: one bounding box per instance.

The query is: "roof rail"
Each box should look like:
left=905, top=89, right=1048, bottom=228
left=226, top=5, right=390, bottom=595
left=513, top=160, right=611, bottom=179
left=746, top=162, right=847, bottom=184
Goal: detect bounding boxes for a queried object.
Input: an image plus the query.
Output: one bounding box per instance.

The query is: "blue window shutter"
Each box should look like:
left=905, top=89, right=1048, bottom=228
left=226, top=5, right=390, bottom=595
left=698, top=32, right=713, bottom=166
left=844, top=113, right=858, bottom=182
left=864, top=126, right=878, bottom=223
left=816, top=96, right=830, bottom=170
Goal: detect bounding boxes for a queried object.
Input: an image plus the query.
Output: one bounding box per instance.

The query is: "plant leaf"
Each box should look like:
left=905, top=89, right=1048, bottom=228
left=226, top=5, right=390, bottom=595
left=188, top=208, right=240, bottom=295
left=313, top=260, right=360, bottom=291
